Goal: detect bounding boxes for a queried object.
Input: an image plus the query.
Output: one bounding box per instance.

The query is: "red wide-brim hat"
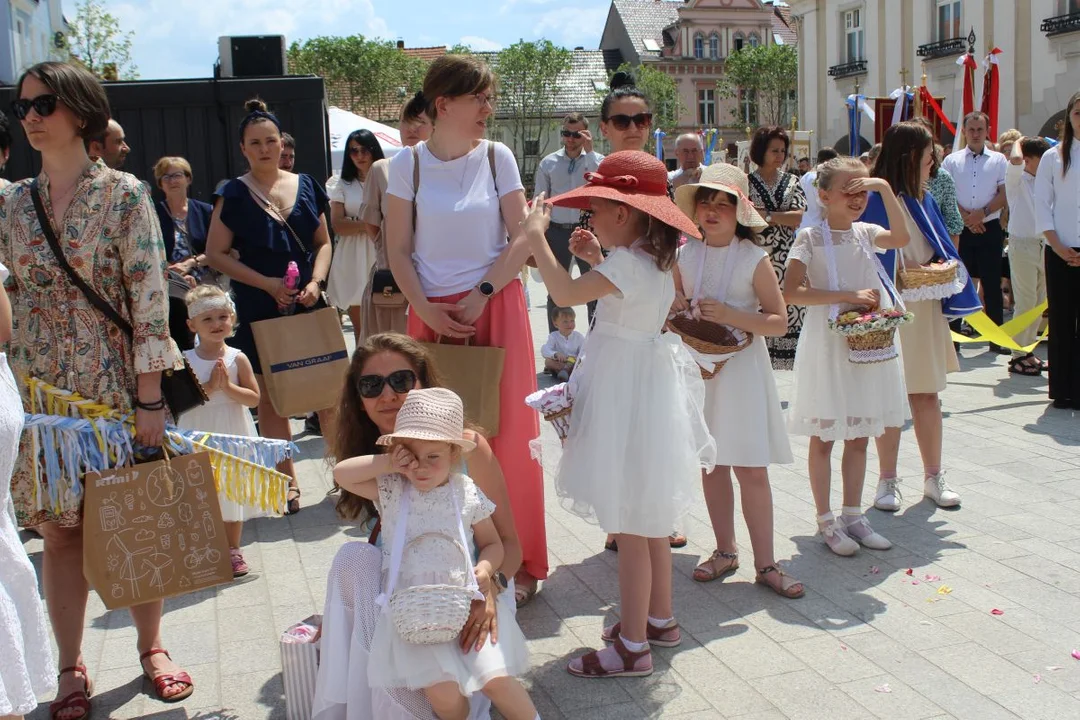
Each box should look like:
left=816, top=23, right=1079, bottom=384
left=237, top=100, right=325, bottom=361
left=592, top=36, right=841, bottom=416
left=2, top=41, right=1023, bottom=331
left=547, top=150, right=702, bottom=239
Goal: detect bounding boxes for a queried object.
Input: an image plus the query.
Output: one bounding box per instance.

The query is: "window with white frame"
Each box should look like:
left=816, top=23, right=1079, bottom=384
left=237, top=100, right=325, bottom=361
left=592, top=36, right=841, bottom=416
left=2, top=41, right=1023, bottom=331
left=694, top=33, right=704, bottom=59
left=698, top=88, right=716, bottom=125
left=733, top=31, right=745, bottom=52
left=748, top=33, right=760, bottom=48
left=936, top=0, right=961, bottom=40
left=844, top=8, right=864, bottom=63
left=709, top=33, right=720, bottom=59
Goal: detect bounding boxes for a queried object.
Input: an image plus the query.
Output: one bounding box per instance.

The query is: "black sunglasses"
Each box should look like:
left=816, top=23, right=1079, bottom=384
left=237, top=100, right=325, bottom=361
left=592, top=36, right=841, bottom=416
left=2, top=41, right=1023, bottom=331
left=11, top=94, right=60, bottom=120
left=357, top=369, right=417, bottom=398
left=608, top=113, right=653, bottom=131
left=561, top=130, right=583, bottom=139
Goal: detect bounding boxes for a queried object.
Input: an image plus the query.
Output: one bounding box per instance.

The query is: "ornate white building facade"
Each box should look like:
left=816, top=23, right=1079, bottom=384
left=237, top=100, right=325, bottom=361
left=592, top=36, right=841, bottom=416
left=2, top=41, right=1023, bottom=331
left=789, top=0, right=1080, bottom=152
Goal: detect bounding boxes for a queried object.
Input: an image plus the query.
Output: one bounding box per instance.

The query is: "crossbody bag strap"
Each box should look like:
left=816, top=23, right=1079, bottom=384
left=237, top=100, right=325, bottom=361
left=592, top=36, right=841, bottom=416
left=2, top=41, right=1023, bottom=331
left=488, top=140, right=497, bottom=194
left=411, top=146, right=420, bottom=230
left=30, top=180, right=134, bottom=338
left=238, top=175, right=310, bottom=256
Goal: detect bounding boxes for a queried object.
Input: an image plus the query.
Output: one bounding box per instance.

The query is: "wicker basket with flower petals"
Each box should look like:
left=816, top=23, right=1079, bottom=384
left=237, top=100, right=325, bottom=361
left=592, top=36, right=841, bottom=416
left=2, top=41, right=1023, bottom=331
left=667, top=315, right=754, bottom=379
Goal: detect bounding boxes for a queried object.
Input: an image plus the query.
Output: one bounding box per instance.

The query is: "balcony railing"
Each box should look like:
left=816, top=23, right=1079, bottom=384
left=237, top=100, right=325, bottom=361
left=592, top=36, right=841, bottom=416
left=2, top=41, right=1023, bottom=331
left=828, top=60, right=868, bottom=79
left=917, top=37, right=966, bottom=59
left=1042, top=12, right=1080, bottom=37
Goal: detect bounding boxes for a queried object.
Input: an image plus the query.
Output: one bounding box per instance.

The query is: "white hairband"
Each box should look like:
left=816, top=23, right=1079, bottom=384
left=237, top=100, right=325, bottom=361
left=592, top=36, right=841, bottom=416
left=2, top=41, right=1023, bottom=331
left=187, top=295, right=234, bottom=319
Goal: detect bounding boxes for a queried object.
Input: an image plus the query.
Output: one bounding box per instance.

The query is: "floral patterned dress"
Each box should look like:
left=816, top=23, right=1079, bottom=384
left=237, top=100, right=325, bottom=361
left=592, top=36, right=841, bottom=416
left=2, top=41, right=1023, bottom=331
left=749, top=170, right=808, bottom=370
left=0, top=161, right=180, bottom=528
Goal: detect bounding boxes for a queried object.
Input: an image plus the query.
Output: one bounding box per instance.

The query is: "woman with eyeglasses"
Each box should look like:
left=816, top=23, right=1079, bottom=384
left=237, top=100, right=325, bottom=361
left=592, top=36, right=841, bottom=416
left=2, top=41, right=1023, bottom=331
left=153, top=156, right=215, bottom=350
left=587, top=72, right=688, bottom=553
left=1, top=61, right=194, bottom=718
left=326, top=129, right=385, bottom=344
left=384, top=54, right=547, bottom=607
left=747, top=126, right=807, bottom=370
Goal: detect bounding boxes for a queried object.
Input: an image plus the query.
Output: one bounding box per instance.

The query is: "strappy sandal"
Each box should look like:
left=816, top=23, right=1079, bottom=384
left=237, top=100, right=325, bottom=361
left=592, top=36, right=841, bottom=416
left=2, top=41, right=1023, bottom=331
left=285, top=486, right=301, bottom=515
left=567, top=635, right=653, bottom=678
left=669, top=531, right=688, bottom=548
left=601, top=620, right=681, bottom=647
left=1008, top=355, right=1043, bottom=376
left=693, top=549, right=739, bottom=582
left=755, top=564, right=805, bottom=599
left=140, top=648, right=195, bottom=703
left=49, top=665, right=93, bottom=720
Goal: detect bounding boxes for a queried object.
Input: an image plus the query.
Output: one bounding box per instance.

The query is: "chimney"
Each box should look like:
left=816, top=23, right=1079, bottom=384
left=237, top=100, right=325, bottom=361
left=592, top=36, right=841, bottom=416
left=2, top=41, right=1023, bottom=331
left=574, top=46, right=584, bottom=50
left=397, top=39, right=405, bottom=49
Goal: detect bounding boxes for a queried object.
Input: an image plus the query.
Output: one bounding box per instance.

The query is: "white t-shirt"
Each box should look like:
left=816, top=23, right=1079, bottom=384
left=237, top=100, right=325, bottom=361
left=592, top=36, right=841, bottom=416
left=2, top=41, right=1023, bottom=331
left=797, top=170, right=822, bottom=232
left=387, top=140, right=523, bottom=296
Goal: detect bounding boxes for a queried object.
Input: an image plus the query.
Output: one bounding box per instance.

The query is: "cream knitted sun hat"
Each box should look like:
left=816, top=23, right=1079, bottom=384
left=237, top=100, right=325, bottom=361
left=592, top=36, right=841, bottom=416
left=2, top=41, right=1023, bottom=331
left=375, top=387, right=477, bottom=452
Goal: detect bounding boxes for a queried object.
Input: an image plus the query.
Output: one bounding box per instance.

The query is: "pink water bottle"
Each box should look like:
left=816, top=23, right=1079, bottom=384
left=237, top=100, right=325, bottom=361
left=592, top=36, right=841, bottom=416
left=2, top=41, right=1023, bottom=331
left=282, top=261, right=300, bottom=315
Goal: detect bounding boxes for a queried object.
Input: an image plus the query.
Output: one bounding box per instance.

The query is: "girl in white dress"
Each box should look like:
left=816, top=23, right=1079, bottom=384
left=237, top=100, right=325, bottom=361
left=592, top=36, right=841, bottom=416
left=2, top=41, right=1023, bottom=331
left=522, top=151, right=715, bottom=678
left=327, top=129, right=385, bottom=344
left=783, top=157, right=911, bottom=557
left=672, top=164, right=801, bottom=598
left=334, top=387, right=537, bottom=720
left=177, top=285, right=264, bottom=577
left=0, top=262, right=56, bottom=720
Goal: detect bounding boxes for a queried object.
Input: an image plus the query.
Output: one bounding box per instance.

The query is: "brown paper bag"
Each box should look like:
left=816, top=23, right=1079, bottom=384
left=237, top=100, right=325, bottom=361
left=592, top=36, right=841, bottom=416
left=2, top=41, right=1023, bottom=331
left=420, top=340, right=505, bottom=436
left=83, top=452, right=232, bottom=610
left=251, top=306, right=349, bottom=417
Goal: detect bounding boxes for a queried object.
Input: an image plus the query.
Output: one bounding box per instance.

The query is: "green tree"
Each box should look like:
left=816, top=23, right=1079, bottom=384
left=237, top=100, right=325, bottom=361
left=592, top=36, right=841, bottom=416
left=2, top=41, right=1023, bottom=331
left=492, top=40, right=573, bottom=182
left=607, top=62, right=684, bottom=154
left=448, top=43, right=473, bottom=54
left=717, top=44, right=798, bottom=127
left=67, top=0, right=138, bottom=80
left=288, top=36, right=428, bottom=121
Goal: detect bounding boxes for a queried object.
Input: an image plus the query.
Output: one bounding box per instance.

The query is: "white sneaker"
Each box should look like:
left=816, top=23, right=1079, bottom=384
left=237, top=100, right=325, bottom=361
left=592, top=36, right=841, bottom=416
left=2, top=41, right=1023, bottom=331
left=819, top=519, right=859, bottom=556
left=873, top=476, right=903, bottom=512
left=924, top=472, right=961, bottom=508
left=840, top=514, right=893, bottom=550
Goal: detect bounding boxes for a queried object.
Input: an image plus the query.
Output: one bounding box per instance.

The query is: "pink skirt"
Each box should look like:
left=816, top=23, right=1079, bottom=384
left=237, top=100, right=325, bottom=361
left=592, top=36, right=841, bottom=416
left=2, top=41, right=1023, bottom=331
left=407, top=279, right=548, bottom=580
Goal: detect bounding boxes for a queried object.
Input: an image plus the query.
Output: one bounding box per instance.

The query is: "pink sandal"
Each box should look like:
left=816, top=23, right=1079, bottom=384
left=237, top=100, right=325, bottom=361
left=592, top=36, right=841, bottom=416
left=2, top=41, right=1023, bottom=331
left=567, top=635, right=653, bottom=678
left=600, top=620, right=681, bottom=647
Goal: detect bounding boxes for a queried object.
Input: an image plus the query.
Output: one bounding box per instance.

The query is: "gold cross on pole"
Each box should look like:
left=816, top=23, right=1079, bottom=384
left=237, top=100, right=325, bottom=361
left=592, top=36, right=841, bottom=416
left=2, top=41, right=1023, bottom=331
left=899, top=67, right=909, bottom=89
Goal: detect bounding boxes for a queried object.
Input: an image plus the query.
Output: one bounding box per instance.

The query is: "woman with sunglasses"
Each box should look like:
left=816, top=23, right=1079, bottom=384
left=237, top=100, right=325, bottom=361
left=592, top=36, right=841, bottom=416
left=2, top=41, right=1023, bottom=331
left=384, top=54, right=546, bottom=607
left=747, top=125, right=807, bottom=370
left=588, top=72, right=688, bottom=552
left=313, top=332, right=523, bottom=720
left=326, top=129, right=385, bottom=344
left=153, top=156, right=215, bottom=350
left=206, top=98, right=335, bottom=516
left=1, top=61, right=195, bottom=718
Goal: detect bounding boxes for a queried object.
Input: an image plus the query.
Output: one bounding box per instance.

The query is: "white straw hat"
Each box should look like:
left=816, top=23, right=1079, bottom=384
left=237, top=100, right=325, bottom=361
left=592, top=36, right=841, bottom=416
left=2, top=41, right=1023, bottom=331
left=376, top=388, right=477, bottom=452
left=675, top=163, right=768, bottom=231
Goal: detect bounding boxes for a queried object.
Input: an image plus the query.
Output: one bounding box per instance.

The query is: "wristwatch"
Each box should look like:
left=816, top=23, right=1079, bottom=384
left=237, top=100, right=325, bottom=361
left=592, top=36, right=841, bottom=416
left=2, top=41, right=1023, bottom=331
left=494, top=571, right=509, bottom=591
left=476, top=281, right=495, bottom=299
left=315, top=277, right=328, bottom=291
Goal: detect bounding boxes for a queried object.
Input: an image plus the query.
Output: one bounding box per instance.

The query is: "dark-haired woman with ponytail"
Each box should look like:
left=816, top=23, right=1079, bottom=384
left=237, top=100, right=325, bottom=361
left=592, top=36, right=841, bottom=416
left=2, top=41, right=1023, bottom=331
left=206, top=98, right=336, bottom=514
left=326, top=128, right=384, bottom=344
left=1035, top=92, right=1080, bottom=409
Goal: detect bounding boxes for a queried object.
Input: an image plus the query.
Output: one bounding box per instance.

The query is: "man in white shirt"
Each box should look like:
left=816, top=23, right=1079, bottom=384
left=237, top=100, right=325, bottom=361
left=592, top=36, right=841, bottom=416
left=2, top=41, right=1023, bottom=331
left=797, top=146, right=839, bottom=233
left=668, top=133, right=705, bottom=189
left=1005, top=137, right=1051, bottom=374
left=535, top=112, right=604, bottom=331
left=941, top=112, right=1010, bottom=352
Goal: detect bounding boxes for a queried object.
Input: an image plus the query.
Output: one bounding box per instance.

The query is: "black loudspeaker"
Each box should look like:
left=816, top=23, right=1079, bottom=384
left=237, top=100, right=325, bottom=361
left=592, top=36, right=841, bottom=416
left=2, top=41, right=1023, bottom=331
left=219, top=36, right=287, bottom=77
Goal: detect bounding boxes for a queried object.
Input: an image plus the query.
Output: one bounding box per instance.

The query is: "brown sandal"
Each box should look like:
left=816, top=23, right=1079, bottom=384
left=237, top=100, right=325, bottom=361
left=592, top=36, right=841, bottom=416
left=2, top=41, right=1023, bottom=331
left=693, top=549, right=739, bottom=582
left=568, top=635, right=653, bottom=678
left=49, top=665, right=93, bottom=720
left=140, top=648, right=195, bottom=703
left=755, top=564, right=805, bottom=598
left=601, top=620, right=681, bottom=647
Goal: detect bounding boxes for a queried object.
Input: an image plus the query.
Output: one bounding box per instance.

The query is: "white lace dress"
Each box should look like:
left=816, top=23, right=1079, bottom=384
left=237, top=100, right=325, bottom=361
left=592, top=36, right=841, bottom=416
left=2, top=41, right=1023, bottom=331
left=786, top=224, right=910, bottom=440
left=0, top=264, right=56, bottom=716
left=177, top=346, right=280, bottom=520
left=326, top=175, right=376, bottom=309
left=559, top=243, right=716, bottom=536
left=677, top=239, right=792, bottom=467
left=367, top=473, right=529, bottom=696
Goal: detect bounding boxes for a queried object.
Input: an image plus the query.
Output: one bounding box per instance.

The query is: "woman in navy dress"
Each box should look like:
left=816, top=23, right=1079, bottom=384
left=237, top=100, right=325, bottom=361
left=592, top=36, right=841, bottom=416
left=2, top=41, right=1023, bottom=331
left=206, top=98, right=335, bottom=514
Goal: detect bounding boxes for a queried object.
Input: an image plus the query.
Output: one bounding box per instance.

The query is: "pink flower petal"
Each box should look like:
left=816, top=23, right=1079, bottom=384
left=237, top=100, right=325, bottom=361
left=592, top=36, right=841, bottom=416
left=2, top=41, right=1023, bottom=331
left=874, top=683, right=892, bottom=694
left=911, top=580, right=920, bottom=585
left=839, top=644, right=848, bottom=651
left=870, top=566, right=880, bottom=574
left=990, top=608, right=1004, bottom=616
left=905, top=568, right=913, bottom=576
left=924, top=574, right=941, bottom=582
left=1034, top=673, right=1042, bottom=684
left=1072, top=649, right=1080, bottom=661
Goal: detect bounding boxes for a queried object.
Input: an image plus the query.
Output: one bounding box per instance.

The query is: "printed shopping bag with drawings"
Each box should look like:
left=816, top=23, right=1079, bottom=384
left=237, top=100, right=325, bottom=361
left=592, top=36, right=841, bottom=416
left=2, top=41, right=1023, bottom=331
left=83, top=451, right=232, bottom=610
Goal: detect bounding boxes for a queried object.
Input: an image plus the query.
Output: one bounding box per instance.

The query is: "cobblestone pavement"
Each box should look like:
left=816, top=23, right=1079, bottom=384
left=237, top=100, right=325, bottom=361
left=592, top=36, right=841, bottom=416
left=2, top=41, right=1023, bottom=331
left=21, top=279, right=1080, bottom=719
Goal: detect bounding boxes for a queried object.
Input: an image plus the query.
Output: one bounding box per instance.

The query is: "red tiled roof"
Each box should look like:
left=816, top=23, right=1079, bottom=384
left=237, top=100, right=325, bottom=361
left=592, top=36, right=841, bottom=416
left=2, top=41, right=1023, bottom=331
left=404, top=46, right=447, bottom=62
left=768, top=2, right=799, bottom=47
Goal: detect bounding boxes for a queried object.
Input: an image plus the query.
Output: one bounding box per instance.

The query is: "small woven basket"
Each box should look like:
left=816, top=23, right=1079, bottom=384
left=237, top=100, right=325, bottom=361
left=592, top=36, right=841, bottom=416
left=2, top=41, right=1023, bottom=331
left=668, top=315, right=754, bottom=379
left=899, top=259, right=958, bottom=291
left=843, top=327, right=899, bottom=364
left=543, top=405, right=572, bottom=441
left=389, top=533, right=476, bottom=645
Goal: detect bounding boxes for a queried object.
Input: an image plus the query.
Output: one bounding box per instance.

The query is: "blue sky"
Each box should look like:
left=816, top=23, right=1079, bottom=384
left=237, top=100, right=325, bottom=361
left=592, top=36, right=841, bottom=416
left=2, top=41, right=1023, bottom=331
left=101, top=0, right=615, bottom=80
